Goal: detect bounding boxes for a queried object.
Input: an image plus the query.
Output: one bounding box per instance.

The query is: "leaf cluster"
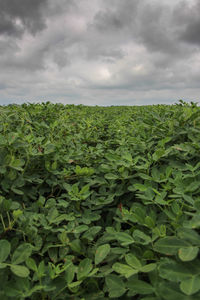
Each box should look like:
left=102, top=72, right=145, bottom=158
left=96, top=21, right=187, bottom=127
left=0, top=101, right=200, bottom=299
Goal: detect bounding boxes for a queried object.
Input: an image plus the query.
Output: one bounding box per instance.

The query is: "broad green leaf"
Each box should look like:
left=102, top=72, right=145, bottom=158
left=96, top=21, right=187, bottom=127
left=133, top=183, right=147, bottom=192
left=0, top=240, right=11, bottom=263
left=140, top=263, right=157, bottom=273
left=95, top=244, right=110, bottom=265
left=185, top=181, right=200, bottom=193
left=10, top=265, right=30, bottom=277
left=158, top=281, right=190, bottom=300
left=133, top=230, right=151, bottom=245
left=159, top=260, right=192, bottom=282
left=73, top=225, right=89, bottom=234
left=145, top=216, right=155, bottom=228
left=184, top=215, right=200, bottom=229
left=178, top=247, right=199, bottom=262
left=177, top=228, right=200, bottom=246
left=0, top=262, right=7, bottom=269
left=125, top=253, right=141, bottom=269
left=154, top=237, right=189, bottom=255
left=25, top=257, right=37, bottom=272
left=104, top=173, right=118, bottom=180
left=112, top=262, right=138, bottom=278
left=11, top=187, right=24, bottom=195
left=65, top=263, right=75, bottom=284
left=11, top=243, right=33, bottom=265
left=77, top=258, right=93, bottom=280
left=122, top=152, right=132, bottom=162
left=37, top=260, right=46, bottom=278
left=105, top=275, right=126, bottom=298
left=82, top=226, right=101, bottom=241
left=68, top=280, right=82, bottom=288
left=79, top=184, right=90, bottom=194
left=47, top=207, right=59, bottom=224
left=180, top=276, right=200, bottom=295
left=127, top=279, right=154, bottom=295
left=69, top=239, right=83, bottom=254
left=115, top=232, right=134, bottom=246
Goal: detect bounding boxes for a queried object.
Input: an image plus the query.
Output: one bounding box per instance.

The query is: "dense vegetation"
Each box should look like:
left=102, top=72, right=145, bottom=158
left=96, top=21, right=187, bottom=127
left=0, top=101, right=200, bottom=299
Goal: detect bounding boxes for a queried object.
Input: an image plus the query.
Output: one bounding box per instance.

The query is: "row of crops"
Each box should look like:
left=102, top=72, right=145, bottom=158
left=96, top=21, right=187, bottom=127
left=0, top=101, right=200, bottom=299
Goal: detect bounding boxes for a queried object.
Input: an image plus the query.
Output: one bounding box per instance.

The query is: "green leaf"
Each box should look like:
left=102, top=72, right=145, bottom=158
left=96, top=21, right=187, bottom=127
left=37, top=260, right=46, bottom=278
left=158, top=281, right=189, bottom=300
left=127, top=279, right=154, bottom=295
left=145, top=216, right=155, bottom=228
left=177, top=228, right=200, bottom=246
left=77, top=258, right=93, bottom=280
left=0, top=262, right=7, bottom=269
left=115, top=232, right=134, bottom=246
left=133, top=230, right=151, bottom=245
left=73, top=225, right=89, bottom=234
left=185, top=181, right=200, bottom=193
left=104, top=173, right=118, bottom=180
left=178, top=247, right=199, bottom=262
left=140, top=263, right=157, bottom=273
left=69, top=239, right=83, bottom=254
left=112, top=262, right=138, bottom=278
left=25, top=257, right=37, bottom=272
left=122, top=152, right=132, bottom=162
left=95, top=244, right=110, bottom=265
left=11, top=243, right=33, bottom=265
left=82, top=226, right=101, bottom=241
left=0, top=240, right=11, bottom=263
left=125, top=253, right=141, bottom=269
left=10, top=265, right=30, bottom=277
left=154, top=237, right=189, bottom=255
left=65, top=263, right=75, bottom=284
left=68, top=280, right=82, bottom=288
left=105, top=275, right=126, bottom=298
left=184, top=215, right=200, bottom=229
left=133, top=183, right=147, bottom=192
left=180, top=276, right=200, bottom=295
left=159, top=260, right=192, bottom=282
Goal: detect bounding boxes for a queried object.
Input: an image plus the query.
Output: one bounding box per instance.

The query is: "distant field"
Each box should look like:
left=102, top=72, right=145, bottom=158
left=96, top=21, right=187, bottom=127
left=0, top=101, right=200, bottom=299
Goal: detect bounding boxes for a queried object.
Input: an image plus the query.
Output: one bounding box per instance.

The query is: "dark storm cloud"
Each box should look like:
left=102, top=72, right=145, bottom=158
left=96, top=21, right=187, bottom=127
left=91, top=0, right=200, bottom=58
left=173, top=1, right=200, bottom=45
left=0, top=0, right=48, bottom=37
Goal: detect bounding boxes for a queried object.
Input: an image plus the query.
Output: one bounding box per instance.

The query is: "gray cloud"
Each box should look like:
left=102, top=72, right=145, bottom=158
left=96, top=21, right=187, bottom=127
left=0, top=0, right=200, bottom=106
left=0, top=0, right=48, bottom=37
left=174, top=0, right=200, bottom=45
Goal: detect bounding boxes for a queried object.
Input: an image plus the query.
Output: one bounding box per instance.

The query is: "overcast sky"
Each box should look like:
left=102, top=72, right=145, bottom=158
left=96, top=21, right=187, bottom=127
left=0, top=0, right=200, bottom=106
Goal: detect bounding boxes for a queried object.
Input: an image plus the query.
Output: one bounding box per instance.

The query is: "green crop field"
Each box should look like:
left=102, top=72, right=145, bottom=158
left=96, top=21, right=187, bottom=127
left=0, top=100, right=200, bottom=299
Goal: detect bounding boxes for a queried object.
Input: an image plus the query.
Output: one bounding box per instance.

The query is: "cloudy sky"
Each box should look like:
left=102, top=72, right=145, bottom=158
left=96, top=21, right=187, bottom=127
left=0, top=0, right=200, bottom=106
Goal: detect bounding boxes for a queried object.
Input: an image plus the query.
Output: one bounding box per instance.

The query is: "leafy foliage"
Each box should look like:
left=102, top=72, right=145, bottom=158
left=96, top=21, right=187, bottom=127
left=0, top=101, right=200, bottom=299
